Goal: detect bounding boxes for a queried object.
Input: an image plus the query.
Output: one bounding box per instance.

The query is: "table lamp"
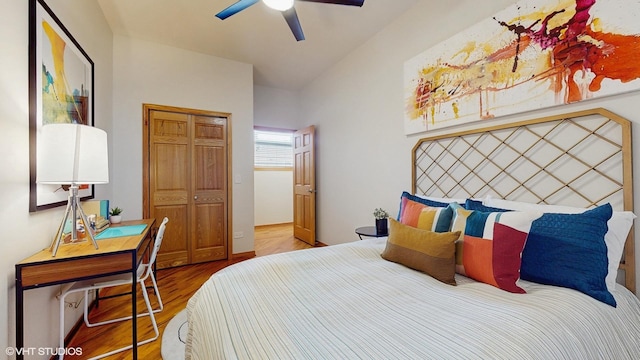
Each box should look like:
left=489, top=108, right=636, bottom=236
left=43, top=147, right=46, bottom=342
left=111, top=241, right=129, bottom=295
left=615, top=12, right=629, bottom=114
left=37, top=123, right=109, bottom=256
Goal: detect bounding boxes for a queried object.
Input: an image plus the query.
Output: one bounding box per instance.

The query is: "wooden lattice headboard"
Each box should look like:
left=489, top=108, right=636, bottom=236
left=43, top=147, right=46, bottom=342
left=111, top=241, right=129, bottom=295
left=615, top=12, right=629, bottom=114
left=412, top=108, right=635, bottom=293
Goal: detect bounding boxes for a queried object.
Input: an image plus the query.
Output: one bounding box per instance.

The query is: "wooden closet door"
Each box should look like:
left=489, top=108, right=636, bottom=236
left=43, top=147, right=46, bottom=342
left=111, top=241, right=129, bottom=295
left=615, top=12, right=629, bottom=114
left=191, top=115, right=228, bottom=263
left=146, top=106, right=230, bottom=269
left=149, top=110, right=190, bottom=268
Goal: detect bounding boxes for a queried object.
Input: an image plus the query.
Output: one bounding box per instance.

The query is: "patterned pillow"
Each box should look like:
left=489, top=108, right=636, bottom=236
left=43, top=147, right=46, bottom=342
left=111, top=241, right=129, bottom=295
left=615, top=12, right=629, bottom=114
left=397, top=192, right=450, bottom=221
left=398, top=197, right=453, bottom=232
left=381, top=218, right=460, bottom=285
left=469, top=199, right=618, bottom=306
left=451, top=205, right=541, bottom=293
left=520, top=204, right=615, bottom=306
left=483, top=197, right=634, bottom=295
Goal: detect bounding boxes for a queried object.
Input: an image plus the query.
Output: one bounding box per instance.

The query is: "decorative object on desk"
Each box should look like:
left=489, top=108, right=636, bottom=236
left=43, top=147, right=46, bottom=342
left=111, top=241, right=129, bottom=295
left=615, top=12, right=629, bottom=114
left=82, top=199, right=110, bottom=219
left=29, top=0, right=95, bottom=212
left=83, top=199, right=110, bottom=232
left=37, top=123, right=109, bottom=256
left=373, top=208, right=389, bottom=235
left=109, top=207, right=123, bottom=224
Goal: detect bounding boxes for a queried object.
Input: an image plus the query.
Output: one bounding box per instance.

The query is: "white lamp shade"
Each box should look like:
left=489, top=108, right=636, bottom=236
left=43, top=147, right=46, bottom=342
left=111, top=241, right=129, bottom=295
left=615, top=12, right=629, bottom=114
left=37, top=124, right=109, bottom=184
left=263, top=0, right=294, bottom=11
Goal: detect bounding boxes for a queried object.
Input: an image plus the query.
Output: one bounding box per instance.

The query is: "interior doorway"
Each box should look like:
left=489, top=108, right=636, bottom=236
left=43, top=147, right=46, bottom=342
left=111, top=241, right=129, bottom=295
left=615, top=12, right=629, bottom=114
left=253, top=125, right=316, bottom=245
left=253, top=127, right=295, bottom=226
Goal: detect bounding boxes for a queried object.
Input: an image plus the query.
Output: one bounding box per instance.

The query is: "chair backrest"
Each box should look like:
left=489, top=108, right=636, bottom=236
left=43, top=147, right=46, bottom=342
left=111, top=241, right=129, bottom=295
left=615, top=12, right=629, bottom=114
left=145, top=217, right=169, bottom=278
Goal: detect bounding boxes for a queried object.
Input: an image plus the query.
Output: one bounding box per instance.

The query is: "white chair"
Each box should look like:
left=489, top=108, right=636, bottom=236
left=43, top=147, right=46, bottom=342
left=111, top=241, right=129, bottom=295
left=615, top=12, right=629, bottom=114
left=58, top=217, right=169, bottom=359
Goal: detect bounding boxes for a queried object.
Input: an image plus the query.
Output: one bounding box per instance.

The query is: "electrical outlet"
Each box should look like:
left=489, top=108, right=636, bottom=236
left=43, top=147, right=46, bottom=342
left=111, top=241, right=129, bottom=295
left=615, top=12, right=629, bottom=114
left=233, top=231, right=244, bottom=238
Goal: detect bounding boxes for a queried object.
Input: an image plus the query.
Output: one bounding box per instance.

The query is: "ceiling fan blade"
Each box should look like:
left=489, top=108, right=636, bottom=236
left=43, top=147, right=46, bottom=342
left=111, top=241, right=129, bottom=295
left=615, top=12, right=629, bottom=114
left=282, top=7, right=305, bottom=41
left=215, top=0, right=259, bottom=20
left=297, top=0, right=364, bottom=6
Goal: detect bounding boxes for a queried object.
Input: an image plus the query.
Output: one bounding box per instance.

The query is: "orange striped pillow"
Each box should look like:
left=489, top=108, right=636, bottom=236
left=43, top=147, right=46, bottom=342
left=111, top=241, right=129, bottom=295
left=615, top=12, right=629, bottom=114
left=398, top=198, right=454, bottom=232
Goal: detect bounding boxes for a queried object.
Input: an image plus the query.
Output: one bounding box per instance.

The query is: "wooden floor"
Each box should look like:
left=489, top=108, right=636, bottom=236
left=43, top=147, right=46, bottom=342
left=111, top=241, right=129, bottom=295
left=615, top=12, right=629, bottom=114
left=65, top=223, right=313, bottom=359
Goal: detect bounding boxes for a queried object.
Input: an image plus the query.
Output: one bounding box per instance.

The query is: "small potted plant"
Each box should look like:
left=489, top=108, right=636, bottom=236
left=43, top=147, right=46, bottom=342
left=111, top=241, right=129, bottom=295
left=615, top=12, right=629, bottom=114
left=109, top=207, right=123, bottom=224
left=373, top=208, right=389, bottom=235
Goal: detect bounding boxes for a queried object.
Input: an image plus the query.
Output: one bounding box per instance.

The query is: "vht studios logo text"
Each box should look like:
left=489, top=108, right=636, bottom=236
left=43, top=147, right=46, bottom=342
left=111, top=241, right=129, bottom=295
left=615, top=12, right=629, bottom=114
left=6, top=347, right=83, bottom=356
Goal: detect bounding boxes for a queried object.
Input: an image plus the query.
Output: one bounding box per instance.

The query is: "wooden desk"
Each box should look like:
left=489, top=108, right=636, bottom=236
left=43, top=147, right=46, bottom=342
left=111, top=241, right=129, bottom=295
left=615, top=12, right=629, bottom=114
left=15, top=219, right=156, bottom=360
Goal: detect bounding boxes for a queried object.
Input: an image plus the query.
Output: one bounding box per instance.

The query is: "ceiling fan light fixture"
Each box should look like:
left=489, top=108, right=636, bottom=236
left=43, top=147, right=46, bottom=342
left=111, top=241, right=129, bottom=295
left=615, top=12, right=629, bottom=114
left=263, top=0, right=294, bottom=11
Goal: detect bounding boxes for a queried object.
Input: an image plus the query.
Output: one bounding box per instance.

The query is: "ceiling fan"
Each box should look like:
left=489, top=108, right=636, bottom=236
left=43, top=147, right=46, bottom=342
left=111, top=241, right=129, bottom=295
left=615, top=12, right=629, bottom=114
left=215, top=0, right=365, bottom=41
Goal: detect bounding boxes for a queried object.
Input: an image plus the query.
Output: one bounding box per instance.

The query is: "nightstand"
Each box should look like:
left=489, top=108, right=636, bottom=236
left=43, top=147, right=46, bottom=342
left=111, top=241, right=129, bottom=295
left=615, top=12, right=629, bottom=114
left=355, top=226, right=388, bottom=240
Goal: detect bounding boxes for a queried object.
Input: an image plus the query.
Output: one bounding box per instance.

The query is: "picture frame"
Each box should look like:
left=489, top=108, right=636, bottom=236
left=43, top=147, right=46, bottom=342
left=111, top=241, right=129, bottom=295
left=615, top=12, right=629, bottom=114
left=403, top=0, right=640, bottom=134
left=29, top=0, right=95, bottom=212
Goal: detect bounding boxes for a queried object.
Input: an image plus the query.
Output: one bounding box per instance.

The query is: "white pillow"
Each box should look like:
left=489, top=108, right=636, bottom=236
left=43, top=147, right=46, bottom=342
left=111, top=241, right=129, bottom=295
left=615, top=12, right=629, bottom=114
left=483, top=196, right=635, bottom=292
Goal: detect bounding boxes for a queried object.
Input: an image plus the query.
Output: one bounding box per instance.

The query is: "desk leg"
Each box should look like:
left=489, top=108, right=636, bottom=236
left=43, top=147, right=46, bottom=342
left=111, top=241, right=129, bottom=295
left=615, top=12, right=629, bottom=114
left=16, top=267, right=24, bottom=360
left=131, top=252, right=137, bottom=360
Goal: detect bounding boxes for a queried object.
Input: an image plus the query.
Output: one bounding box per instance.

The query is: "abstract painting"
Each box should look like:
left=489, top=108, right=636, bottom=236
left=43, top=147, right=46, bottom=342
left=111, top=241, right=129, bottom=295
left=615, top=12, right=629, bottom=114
left=404, top=0, right=640, bottom=134
left=29, top=0, right=95, bottom=211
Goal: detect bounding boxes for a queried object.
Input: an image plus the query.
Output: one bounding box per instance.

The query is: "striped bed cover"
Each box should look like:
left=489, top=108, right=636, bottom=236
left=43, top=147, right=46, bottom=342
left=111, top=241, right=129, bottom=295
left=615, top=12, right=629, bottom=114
left=186, top=238, right=640, bottom=360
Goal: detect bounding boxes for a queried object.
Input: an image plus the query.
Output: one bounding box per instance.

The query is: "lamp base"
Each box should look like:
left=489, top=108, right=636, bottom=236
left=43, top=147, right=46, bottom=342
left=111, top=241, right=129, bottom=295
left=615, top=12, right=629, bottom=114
left=50, top=185, right=99, bottom=256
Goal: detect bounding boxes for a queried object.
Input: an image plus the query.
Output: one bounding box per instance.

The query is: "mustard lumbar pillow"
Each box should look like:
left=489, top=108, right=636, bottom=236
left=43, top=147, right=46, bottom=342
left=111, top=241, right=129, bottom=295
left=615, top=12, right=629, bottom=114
left=381, top=218, right=460, bottom=285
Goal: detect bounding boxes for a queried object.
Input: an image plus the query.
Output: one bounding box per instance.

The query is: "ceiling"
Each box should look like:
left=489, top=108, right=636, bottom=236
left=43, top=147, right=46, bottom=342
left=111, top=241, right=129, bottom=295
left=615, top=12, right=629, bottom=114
left=97, top=0, right=420, bottom=90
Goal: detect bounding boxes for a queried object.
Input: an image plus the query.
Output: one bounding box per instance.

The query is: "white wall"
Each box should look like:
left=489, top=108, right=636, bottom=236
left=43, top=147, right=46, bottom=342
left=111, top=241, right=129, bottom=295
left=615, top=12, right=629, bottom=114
left=254, top=85, right=299, bottom=129
left=254, top=171, right=293, bottom=226
left=300, top=0, right=640, bottom=293
left=0, top=0, right=114, bottom=357
left=111, top=35, right=256, bottom=254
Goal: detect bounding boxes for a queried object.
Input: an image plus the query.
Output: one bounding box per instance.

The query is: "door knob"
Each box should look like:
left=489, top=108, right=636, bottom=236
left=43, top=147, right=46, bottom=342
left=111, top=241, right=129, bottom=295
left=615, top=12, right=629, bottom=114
left=194, top=195, right=198, bottom=200
left=308, top=189, right=315, bottom=193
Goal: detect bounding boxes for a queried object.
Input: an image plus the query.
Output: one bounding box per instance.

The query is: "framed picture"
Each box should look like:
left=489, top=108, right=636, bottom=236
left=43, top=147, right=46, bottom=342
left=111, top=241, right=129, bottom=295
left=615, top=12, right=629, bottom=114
left=29, top=0, right=95, bottom=212
left=404, top=0, right=640, bottom=134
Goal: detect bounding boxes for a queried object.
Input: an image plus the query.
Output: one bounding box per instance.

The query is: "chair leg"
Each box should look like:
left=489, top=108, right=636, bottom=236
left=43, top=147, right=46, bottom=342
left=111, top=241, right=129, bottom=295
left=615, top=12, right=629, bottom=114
left=84, top=279, right=163, bottom=327
left=83, top=290, right=91, bottom=328
left=139, top=278, right=159, bottom=340
left=87, top=280, right=159, bottom=359
left=149, top=271, right=164, bottom=313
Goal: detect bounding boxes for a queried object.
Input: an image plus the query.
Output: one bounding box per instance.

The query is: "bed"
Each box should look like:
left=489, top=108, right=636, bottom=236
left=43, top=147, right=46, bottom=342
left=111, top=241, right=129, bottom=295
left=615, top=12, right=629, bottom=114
left=185, top=108, right=640, bottom=359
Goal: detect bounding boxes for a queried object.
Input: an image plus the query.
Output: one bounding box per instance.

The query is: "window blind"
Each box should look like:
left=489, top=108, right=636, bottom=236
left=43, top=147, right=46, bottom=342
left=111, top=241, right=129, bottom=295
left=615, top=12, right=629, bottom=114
left=254, top=129, right=293, bottom=168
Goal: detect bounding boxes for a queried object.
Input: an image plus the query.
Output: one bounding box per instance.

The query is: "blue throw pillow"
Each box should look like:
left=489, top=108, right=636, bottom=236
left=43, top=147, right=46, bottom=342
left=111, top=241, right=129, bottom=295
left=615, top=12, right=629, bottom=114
left=464, top=199, right=510, bottom=213
left=520, top=203, right=615, bottom=307
left=397, top=192, right=451, bottom=220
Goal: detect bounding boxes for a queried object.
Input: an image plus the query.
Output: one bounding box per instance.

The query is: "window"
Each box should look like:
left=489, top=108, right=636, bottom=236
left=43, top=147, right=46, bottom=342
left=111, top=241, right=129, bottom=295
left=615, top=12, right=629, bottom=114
left=254, top=128, right=293, bottom=169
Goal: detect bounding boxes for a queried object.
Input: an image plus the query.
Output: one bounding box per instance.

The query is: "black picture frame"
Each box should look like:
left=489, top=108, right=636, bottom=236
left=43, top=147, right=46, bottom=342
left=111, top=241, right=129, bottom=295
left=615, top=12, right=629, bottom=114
left=29, top=0, right=95, bottom=212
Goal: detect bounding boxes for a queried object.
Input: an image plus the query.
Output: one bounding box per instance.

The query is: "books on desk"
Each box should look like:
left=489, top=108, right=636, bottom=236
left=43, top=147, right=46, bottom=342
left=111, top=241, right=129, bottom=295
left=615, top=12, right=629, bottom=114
left=94, top=217, right=110, bottom=233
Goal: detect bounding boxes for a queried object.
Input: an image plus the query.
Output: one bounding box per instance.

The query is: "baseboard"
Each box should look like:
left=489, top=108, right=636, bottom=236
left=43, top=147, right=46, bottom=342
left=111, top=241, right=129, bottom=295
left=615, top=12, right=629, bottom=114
left=232, top=251, right=256, bottom=260
left=255, top=222, right=293, bottom=229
